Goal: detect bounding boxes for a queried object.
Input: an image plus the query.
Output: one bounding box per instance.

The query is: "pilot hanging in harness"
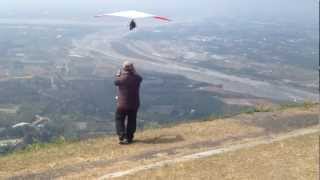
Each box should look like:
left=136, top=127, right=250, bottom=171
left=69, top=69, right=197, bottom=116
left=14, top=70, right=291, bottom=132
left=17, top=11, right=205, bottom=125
left=129, top=19, right=137, bottom=31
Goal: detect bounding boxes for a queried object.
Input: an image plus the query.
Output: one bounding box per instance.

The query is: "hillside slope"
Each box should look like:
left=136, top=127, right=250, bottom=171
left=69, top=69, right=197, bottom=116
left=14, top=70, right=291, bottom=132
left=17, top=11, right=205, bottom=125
left=0, top=105, right=319, bottom=179
left=120, top=131, right=319, bottom=180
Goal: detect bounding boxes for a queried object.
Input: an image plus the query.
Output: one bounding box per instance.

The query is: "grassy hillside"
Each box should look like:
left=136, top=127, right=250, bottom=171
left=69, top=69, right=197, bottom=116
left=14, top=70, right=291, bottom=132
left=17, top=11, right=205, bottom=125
left=0, top=104, right=318, bottom=179
left=121, top=132, right=319, bottom=180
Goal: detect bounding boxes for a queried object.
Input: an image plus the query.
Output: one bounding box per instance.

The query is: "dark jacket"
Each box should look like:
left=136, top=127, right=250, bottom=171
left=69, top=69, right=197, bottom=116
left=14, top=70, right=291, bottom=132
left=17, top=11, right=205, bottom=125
left=115, top=71, right=142, bottom=110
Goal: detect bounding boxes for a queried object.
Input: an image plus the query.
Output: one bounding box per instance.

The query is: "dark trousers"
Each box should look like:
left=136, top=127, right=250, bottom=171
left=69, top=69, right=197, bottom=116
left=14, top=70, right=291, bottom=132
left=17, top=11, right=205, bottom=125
left=115, top=108, right=138, bottom=140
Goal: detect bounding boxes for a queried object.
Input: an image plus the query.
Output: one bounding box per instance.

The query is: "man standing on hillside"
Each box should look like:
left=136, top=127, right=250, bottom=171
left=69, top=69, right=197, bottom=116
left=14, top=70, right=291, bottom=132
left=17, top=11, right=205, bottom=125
left=114, top=61, right=142, bottom=144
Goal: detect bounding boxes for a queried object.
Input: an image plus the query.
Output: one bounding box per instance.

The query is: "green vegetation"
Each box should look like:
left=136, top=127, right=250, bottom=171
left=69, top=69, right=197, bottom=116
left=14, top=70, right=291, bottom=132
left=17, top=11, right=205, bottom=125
left=243, top=106, right=273, bottom=114
left=20, top=137, right=68, bottom=154
left=242, top=101, right=318, bottom=114
left=279, top=101, right=317, bottom=111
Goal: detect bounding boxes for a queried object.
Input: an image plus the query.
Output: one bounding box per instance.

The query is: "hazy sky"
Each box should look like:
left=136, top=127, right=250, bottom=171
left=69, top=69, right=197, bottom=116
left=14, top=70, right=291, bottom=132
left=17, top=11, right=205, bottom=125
left=0, top=0, right=318, bottom=22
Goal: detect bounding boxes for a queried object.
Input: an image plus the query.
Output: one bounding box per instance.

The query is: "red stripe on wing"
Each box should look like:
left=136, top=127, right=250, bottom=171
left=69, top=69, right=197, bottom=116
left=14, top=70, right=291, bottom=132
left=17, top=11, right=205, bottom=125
left=153, top=16, right=171, bottom=21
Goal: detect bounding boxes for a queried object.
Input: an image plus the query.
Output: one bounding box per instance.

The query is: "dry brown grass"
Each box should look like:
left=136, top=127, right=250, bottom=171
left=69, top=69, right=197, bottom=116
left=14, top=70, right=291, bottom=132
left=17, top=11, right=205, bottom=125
left=0, top=104, right=317, bottom=179
left=120, top=133, right=319, bottom=180
left=0, top=119, right=261, bottom=179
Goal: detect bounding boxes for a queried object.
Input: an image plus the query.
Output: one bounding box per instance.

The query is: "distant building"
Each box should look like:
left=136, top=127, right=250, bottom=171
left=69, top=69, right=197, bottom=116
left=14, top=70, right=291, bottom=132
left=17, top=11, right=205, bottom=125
left=190, top=109, right=196, bottom=115
left=32, top=115, right=50, bottom=127
left=0, top=128, right=5, bottom=134
left=75, top=122, right=88, bottom=131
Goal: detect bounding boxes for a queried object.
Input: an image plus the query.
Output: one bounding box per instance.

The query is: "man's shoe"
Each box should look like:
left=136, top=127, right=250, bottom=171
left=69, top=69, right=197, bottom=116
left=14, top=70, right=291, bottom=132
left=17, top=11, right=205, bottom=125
left=119, top=135, right=125, bottom=141
left=119, top=139, right=129, bottom=145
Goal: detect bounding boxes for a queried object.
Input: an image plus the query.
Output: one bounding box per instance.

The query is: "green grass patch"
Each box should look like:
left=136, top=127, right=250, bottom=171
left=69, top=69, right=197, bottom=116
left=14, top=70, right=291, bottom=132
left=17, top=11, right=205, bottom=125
left=3, top=137, right=71, bottom=157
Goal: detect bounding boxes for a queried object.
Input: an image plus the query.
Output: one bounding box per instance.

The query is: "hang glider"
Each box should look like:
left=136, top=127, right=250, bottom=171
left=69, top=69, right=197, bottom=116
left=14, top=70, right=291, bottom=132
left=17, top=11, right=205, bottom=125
left=94, top=10, right=171, bottom=30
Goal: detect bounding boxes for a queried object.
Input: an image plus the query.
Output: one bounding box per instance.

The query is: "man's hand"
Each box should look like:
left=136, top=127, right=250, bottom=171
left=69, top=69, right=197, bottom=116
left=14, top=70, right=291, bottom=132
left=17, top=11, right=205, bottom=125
left=116, top=69, right=121, bottom=77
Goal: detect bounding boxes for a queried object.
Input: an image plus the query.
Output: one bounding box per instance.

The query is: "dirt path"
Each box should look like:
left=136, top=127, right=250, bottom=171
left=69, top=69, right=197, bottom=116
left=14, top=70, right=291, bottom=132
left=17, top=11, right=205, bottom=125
left=98, top=127, right=320, bottom=179
left=8, top=108, right=319, bottom=180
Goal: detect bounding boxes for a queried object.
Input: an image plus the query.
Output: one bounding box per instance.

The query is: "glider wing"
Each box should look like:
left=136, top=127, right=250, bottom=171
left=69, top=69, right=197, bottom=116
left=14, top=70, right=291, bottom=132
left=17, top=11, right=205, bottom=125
left=95, top=10, right=170, bottom=21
